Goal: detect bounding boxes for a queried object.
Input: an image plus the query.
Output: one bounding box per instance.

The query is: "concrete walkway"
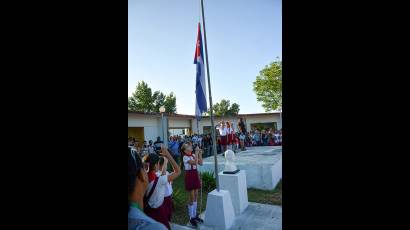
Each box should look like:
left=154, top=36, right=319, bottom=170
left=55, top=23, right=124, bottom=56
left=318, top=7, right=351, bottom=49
left=171, top=202, right=282, bottom=230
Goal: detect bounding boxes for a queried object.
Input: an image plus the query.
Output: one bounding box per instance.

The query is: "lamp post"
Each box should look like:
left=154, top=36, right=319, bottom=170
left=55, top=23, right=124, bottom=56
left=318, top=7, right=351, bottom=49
left=159, top=106, right=166, bottom=146
left=279, top=75, right=282, bottom=130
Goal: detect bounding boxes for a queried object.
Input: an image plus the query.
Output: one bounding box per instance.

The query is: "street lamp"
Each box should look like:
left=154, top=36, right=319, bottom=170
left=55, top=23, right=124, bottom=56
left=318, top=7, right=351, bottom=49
left=159, top=106, right=165, bottom=113
left=279, top=75, right=282, bottom=130
left=159, top=106, right=166, bottom=146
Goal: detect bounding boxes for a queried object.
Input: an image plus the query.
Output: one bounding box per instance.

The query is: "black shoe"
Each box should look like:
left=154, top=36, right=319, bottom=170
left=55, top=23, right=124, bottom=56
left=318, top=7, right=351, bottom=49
left=189, top=218, right=198, bottom=228
left=194, top=215, right=204, bottom=223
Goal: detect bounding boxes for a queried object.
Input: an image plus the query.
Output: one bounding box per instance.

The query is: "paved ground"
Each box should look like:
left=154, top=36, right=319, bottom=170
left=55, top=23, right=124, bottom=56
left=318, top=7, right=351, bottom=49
left=199, top=146, right=282, bottom=173
left=171, top=202, right=282, bottom=230
left=198, top=146, right=282, bottom=190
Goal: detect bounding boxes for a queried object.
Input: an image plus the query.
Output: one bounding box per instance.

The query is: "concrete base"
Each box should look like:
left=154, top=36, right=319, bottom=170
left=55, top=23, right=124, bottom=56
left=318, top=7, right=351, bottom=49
left=271, top=158, right=282, bottom=189
left=204, top=189, right=235, bottom=230
left=199, top=146, right=282, bottom=190
left=218, top=170, right=248, bottom=216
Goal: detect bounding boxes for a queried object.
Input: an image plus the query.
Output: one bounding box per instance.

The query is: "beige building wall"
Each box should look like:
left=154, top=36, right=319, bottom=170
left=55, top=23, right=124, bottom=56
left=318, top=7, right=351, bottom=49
left=128, top=112, right=281, bottom=139
left=192, top=113, right=281, bottom=134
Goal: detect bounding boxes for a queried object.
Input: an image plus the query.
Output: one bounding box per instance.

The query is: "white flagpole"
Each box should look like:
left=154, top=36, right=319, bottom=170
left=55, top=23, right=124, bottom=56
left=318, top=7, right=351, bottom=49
left=200, top=0, right=219, bottom=191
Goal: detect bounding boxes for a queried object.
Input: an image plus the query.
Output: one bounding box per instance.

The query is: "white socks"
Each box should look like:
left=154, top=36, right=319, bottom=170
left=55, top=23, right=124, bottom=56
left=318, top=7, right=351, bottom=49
left=188, top=204, right=193, bottom=219
left=193, top=201, right=197, bottom=217
left=188, top=202, right=198, bottom=219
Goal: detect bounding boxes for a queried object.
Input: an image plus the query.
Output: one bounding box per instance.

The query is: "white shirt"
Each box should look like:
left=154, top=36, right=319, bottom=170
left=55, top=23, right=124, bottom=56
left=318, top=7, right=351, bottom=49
left=148, top=146, right=155, bottom=154
left=216, top=126, right=228, bottom=136
left=146, top=174, right=168, bottom=208
left=198, top=137, right=203, bottom=147
left=183, top=154, right=197, bottom=170
left=227, top=127, right=233, bottom=134
left=156, top=171, right=173, bottom=197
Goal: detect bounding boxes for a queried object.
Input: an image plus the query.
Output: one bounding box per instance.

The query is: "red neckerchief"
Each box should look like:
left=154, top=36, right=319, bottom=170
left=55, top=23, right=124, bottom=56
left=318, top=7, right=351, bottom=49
left=148, top=171, right=157, bottom=182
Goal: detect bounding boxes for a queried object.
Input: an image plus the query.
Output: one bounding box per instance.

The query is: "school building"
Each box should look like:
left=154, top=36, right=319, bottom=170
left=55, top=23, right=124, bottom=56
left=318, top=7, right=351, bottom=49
left=128, top=111, right=282, bottom=144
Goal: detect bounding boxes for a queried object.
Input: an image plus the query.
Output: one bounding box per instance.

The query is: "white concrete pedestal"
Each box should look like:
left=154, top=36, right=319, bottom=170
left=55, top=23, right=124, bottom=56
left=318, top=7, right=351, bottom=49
left=204, top=189, right=235, bottom=230
left=219, top=170, right=249, bottom=215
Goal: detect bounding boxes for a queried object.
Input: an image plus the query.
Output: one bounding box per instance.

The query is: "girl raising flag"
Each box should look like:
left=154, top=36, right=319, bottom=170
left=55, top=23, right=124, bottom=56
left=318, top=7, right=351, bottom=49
left=182, top=142, right=204, bottom=227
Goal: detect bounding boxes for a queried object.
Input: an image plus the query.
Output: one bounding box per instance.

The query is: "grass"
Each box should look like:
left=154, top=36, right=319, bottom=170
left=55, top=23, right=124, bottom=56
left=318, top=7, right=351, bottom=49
left=248, top=180, right=282, bottom=206
left=170, top=172, right=282, bottom=225
left=171, top=171, right=209, bottom=225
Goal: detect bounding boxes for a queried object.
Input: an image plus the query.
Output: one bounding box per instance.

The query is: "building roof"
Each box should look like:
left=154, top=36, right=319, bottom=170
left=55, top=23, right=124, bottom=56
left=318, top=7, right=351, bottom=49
left=128, top=111, right=195, bottom=118
left=128, top=111, right=280, bottom=119
left=199, top=112, right=280, bottom=119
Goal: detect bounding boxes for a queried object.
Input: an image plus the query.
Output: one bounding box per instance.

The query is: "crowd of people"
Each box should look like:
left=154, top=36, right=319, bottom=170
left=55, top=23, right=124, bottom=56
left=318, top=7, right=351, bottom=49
left=128, top=118, right=282, bottom=229
left=128, top=121, right=282, bottom=160
left=128, top=138, right=204, bottom=229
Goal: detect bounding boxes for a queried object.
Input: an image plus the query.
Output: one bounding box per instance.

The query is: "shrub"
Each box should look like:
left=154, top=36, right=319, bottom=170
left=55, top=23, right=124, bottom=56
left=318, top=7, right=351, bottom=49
left=201, top=171, right=216, bottom=192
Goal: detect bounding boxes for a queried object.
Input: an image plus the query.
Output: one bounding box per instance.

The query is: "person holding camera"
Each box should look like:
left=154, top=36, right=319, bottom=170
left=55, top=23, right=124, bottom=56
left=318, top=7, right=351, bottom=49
left=128, top=148, right=167, bottom=230
left=142, top=145, right=181, bottom=230
left=154, top=136, right=163, bottom=154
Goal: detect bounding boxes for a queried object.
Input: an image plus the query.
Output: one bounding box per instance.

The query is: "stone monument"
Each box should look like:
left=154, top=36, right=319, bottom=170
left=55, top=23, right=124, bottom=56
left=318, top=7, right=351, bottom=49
left=223, top=150, right=240, bottom=174
left=219, top=150, right=248, bottom=215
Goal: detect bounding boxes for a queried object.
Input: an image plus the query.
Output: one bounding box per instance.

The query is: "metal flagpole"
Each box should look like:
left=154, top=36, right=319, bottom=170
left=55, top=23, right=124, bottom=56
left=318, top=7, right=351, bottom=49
left=200, top=0, right=219, bottom=191
left=196, top=118, right=203, bottom=216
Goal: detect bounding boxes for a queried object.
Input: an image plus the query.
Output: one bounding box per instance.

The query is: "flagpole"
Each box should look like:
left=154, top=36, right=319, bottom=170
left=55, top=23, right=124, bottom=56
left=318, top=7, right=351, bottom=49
left=200, top=0, right=219, bottom=191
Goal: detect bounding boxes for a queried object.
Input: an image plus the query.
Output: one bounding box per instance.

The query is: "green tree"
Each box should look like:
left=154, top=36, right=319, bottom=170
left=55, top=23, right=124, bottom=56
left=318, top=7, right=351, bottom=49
left=128, top=81, right=154, bottom=112
left=164, top=92, right=177, bottom=114
left=128, top=81, right=177, bottom=113
left=208, top=99, right=240, bottom=117
left=253, top=60, right=282, bottom=111
left=152, top=91, right=166, bottom=113
left=229, top=103, right=240, bottom=116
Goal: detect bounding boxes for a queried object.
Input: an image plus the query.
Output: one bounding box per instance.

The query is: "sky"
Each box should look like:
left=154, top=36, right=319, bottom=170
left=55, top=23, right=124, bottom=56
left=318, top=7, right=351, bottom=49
left=128, top=0, right=282, bottom=115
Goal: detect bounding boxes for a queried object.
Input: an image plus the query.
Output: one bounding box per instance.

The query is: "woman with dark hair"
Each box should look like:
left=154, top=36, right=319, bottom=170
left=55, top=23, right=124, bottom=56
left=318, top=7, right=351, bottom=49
left=128, top=148, right=166, bottom=230
left=142, top=145, right=181, bottom=230
left=216, top=121, right=228, bottom=152
left=226, top=121, right=234, bottom=150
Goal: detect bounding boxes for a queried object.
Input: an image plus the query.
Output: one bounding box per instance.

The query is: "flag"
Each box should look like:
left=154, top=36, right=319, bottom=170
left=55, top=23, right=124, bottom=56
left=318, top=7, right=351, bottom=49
left=194, top=23, right=207, bottom=121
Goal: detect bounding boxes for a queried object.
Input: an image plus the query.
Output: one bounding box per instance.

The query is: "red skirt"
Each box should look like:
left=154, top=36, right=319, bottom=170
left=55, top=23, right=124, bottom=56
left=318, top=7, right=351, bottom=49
left=144, top=202, right=170, bottom=230
left=163, top=196, right=173, bottom=221
left=185, top=169, right=201, bottom=191
left=227, top=134, right=232, bottom=145
left=220, top=135, right=227, bottom=145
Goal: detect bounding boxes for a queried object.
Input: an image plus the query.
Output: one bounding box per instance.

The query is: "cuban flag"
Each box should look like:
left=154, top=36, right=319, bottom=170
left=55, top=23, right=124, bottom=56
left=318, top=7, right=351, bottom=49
left=194, top=23, right=207, bottom=120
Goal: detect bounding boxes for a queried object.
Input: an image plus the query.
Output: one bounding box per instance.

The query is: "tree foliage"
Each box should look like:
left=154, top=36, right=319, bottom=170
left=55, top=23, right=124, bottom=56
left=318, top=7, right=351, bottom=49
left=164, top=92, right=176, bottom=114
left=128, top=81, right=177, bottom=113
left=253, top=60, right=282, bottom=112
left=207, top=99, right=240, bottom=117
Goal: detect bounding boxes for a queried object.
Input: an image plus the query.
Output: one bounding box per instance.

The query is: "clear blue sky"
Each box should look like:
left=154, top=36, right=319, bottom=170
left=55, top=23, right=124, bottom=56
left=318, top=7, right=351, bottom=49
left=128, top=0, right=281, bottom=115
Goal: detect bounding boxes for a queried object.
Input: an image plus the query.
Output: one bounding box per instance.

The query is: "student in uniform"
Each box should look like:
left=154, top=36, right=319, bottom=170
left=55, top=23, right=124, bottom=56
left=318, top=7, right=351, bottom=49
left=128, top=148, right=167, bottom=230
left=182, top=142, right=204, bottom=228
left=216, top=121, right=228, bottom=152
left=143, top=145, right=181, bottom=230
left=157, top=157, right=174, bottom=223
